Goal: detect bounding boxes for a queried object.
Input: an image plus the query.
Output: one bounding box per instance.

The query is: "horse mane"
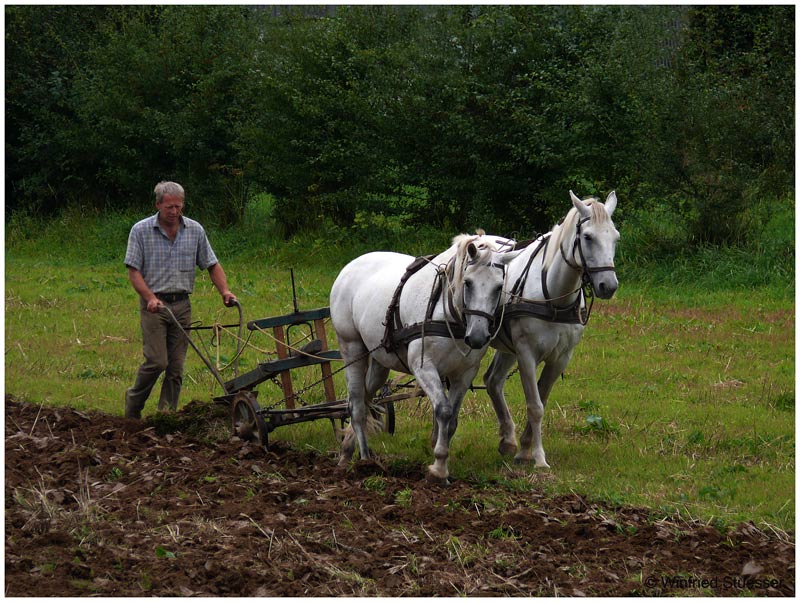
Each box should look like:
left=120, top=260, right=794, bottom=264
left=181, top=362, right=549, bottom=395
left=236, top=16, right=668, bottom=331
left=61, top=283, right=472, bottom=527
left=444, top=231, right=499, bottom=309
left=542, top=196, right=608, bottom=271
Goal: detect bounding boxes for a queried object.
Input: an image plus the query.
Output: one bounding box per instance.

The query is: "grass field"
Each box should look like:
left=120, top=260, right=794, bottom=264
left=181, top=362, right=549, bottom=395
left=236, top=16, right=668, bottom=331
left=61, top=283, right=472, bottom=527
left=5, top=233, right=794, bottom=534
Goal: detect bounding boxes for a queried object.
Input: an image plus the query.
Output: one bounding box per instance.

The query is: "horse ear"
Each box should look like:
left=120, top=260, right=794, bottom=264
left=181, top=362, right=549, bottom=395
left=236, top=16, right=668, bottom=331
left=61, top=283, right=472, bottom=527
left=605, top=190, right=617, bottom=216
left=570, top=190, right=592, bottom=219
left=467, top=242, right=479, bottom=260
left=499, top=248, right=525, bottom=263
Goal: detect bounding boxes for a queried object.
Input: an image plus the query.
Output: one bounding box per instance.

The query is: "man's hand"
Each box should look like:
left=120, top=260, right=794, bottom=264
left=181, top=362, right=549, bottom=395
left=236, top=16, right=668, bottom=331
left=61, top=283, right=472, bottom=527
left=223, top=292, right=238, bottom=307
left=128, top=268, right=163, bottom=314
left=146, top=297, right=163, bottom=313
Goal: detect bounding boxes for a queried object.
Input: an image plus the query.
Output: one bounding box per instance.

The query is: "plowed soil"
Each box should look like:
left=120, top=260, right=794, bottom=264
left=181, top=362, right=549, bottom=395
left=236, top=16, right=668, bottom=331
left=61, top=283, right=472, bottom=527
left=5, top=395, right=794, bottom=597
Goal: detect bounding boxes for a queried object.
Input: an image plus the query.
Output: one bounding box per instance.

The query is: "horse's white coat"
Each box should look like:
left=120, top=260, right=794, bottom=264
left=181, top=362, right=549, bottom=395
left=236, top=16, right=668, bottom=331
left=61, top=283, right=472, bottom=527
left=483, top=191, right=620, bottom=467
left=330, top=235, right=519, bottom=481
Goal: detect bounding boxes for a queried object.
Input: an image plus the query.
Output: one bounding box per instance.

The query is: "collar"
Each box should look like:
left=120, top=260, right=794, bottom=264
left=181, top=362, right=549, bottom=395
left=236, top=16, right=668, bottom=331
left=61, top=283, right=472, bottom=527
left=151, top=213, right=185, bottom=230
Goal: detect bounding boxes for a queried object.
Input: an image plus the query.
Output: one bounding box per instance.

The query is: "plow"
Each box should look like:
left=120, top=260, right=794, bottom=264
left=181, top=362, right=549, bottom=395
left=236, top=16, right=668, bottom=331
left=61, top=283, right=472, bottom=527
left=165, top=270, right=424, bottom=450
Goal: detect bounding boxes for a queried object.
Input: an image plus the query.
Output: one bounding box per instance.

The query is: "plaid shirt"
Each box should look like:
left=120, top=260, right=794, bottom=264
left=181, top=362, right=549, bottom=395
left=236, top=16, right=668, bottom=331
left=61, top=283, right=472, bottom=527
left=124, top=214, right=218, bottom=294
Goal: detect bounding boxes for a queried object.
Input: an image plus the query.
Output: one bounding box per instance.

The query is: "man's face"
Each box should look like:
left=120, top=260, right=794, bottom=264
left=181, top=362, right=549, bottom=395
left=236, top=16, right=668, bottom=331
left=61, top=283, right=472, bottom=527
left=157, top=193, right=184, bottom=227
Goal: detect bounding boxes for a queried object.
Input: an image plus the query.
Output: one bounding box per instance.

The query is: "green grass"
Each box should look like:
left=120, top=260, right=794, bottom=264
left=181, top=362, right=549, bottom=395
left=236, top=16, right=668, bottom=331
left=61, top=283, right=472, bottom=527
left=4, top=205, right=795, bottom=532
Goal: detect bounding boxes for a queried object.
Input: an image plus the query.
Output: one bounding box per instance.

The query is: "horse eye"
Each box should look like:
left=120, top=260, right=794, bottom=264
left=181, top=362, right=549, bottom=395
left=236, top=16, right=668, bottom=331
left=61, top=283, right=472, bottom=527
left=583, top=234, right=593, bottom=242
left=464, top=280, right=473, bottom=289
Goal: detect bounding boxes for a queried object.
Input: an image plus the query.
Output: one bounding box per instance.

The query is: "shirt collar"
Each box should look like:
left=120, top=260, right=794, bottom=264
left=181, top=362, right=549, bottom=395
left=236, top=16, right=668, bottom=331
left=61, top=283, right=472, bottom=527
left=150, top=213, right=186, bottom=229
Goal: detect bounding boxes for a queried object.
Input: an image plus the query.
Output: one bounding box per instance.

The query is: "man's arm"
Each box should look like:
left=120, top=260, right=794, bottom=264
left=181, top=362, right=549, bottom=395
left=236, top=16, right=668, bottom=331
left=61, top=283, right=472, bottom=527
left=127, top=266, right=162, bottom=313
left=208, top=263, right=236, bottom=306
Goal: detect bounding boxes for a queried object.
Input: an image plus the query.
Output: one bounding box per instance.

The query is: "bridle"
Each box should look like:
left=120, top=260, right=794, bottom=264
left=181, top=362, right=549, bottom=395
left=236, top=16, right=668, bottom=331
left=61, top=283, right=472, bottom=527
left=382, top=249, right=508, bottom=360
left=423, top=255, right=507, bottom=361
left=559, top=215, right=617, bottom=283
left=459, top=258, right=507, bottom=325
left=502, top=212, right=616, bottom=328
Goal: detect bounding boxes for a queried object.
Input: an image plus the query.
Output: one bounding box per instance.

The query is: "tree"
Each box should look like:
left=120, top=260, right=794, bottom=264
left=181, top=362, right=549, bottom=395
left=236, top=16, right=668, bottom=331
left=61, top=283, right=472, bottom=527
left=6, top=6, right=260, bottom=223
left=71, top=5, right=260, bottom=222
left=5, top=6, right=113, bottom=213
left=6, top=5, right=793, bottom=246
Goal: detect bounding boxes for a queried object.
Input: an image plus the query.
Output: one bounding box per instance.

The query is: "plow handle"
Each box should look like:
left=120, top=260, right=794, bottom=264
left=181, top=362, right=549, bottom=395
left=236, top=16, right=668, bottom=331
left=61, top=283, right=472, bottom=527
left=161, top=300, right=243, bottom=394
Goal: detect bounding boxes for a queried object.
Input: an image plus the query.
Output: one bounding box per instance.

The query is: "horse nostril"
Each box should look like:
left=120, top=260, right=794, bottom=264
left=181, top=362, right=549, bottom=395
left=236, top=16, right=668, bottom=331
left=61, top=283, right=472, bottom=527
left=465, top=334, right=487, bottom=350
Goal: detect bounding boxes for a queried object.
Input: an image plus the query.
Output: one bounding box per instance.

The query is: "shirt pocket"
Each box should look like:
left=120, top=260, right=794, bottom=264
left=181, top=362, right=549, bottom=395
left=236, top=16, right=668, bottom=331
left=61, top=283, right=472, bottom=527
left=178, top=250, right=195, bottom=272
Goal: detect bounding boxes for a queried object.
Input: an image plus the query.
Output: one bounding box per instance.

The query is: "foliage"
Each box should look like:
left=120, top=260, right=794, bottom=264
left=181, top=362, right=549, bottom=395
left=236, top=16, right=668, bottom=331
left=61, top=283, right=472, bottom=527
left=5, top=6, right=115, bottom=213
left=5, top=5, right=794, bottom=248
left=644, top=6, right=795, bottom=245
left=617, top=192, right=794, bottom=292
left=6, top=5, right=260, bottom=223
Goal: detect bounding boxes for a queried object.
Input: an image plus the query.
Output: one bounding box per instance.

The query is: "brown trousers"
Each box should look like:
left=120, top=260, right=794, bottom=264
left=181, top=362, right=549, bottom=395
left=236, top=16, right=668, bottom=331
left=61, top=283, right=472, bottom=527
left=125, top=298, right=192, bottom=417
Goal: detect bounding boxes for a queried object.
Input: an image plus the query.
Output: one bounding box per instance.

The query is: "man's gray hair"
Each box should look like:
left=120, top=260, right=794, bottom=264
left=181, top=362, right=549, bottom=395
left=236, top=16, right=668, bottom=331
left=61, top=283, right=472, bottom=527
left=154, top=181, right=185, bottom=203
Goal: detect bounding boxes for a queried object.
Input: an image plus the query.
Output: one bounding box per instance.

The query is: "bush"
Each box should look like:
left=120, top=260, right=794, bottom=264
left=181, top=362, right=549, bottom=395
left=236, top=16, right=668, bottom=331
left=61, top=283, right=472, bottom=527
left=739, top=195, right=794, bottom=264
left=617, top=200, right=693, bottom=264
left=7, top=205, right=137, bottom=264
left=618, top=193, right=794, bottom=291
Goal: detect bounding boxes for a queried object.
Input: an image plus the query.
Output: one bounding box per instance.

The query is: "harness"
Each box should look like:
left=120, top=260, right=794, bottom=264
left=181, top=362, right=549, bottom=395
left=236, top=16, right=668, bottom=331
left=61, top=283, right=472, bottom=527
left=501, top=215, right=616, bottom=327
left=381, top=254, right=506, bottom=356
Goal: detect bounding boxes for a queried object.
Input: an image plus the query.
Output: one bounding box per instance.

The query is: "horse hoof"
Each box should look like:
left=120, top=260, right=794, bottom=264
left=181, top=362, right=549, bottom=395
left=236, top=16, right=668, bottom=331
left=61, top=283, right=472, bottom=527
left=425, top=474, right=450, bottom=487
left=352, top=458, right=386, bottom=477
left=498, top=441, right=518, bottom=457
left=425, top=469, right=450, bottom=487
left=513, top=455, right=550, bottom=469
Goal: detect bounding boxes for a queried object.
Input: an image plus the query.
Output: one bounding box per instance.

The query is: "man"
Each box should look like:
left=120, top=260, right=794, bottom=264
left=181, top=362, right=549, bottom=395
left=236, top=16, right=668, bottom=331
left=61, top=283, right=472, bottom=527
left=124, top=181, right=236, bottom=418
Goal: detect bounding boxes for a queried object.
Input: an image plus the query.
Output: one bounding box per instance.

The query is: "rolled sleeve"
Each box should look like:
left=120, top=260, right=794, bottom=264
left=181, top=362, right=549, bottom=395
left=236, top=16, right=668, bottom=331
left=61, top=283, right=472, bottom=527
left=195, top=231, right=219, bottom=271
left=124, top=224, right=144, bottom=270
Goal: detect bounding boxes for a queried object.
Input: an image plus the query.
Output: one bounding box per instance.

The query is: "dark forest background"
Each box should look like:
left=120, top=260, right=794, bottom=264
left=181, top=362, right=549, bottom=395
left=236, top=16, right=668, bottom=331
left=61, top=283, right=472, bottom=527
left=5, top=5, right=794, bottom=254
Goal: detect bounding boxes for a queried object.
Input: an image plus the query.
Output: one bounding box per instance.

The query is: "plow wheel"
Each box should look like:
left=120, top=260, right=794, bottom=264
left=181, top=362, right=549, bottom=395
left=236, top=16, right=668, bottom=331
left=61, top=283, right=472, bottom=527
left=231, top=391, right=269, bottom=449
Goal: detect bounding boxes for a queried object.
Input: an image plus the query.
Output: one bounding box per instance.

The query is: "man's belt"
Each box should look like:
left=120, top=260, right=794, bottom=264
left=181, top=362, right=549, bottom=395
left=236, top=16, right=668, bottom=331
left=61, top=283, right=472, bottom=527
left=156, top=292, right=190, bottom=303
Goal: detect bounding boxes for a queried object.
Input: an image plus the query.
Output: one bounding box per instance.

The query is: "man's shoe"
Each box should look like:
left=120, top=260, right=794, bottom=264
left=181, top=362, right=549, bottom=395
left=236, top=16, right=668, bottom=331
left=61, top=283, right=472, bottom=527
left=124, top=391, right=142, bottom=419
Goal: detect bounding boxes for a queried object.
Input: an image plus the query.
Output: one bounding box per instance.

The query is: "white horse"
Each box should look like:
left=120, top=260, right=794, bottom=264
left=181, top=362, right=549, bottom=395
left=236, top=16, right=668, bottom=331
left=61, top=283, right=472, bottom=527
left=330, top=234, right=519, bottom=482
left=482, top=190, right=619, bottom=468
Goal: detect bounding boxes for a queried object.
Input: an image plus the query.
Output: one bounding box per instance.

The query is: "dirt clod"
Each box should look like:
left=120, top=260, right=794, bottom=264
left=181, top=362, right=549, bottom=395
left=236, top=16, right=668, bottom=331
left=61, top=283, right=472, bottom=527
left=5, top=395, right=794, bottom=596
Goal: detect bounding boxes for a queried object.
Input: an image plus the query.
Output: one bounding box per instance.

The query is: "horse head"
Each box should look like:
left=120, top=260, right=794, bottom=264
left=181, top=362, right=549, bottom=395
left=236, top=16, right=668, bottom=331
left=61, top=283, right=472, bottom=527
left=568, top=190, right=620, bottom=299
left=450, top=234, right=520, bottom=349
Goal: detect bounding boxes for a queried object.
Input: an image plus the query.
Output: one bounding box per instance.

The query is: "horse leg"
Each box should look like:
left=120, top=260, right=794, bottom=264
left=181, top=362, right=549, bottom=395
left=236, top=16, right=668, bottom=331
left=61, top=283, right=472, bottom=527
left=443, top=371, right=473, bottom=442
left=338, top=342, right=371, bottom=466
left=338, top=359, right=390, bottom=444
left=518, top=353, right=572, bottom=463
left=537, top=352, right=572, bottom=408
left=413, top=365, right=455, bottom=483
left=514, top=348, right=549, bottom=468
left=365, top=360, right=391, bottom=433
left=365, top=360, right=391, bottom=398
left=483, top=351, right=519, bottom=457
left=429, top=409, right=438, bottom=449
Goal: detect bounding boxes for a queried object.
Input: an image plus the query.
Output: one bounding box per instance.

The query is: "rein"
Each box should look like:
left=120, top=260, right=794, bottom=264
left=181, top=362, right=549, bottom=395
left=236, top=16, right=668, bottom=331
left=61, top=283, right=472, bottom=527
left=439, top=257, right=507, bottom=358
